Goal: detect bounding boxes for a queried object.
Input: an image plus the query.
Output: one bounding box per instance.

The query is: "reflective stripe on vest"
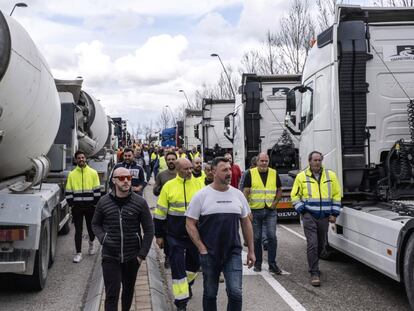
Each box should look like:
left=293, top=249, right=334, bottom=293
left=249, top=167, right=277, bottom=209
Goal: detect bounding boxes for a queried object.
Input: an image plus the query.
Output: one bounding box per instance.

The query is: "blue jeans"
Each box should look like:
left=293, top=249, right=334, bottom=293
left=200, top=253, right=242, bottom=311
left=252, top=208, right=277, bottom=267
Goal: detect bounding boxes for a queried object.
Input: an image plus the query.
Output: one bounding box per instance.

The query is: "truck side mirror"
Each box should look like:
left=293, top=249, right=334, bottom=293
left=224, top=115, right=230, bottom=128
left=194, top=125, right=199, bottom=139
left=286, top=90, right=296, bottom=113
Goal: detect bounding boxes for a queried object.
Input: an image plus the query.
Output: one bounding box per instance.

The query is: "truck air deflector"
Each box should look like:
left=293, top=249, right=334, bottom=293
left=337, top=20, right=370, bottom=193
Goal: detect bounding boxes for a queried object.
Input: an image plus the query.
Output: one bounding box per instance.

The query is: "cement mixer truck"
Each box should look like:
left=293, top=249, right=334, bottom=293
left=0, top=11, right=113, bottom=290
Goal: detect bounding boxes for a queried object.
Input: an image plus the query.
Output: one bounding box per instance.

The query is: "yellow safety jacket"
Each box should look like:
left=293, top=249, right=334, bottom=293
left=249, top=167, right=277, bottom=209
left=158, top=156, right=167, bottom=172
left=291, top=166, right=341, bottom=218
left=192, top=170, right=206, bottom=184
left=154, top=175, right=203, bottom=238
left=65, top=165, right=101, bottom=206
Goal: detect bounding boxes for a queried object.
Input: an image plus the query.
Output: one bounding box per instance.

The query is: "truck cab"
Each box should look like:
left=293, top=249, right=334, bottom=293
left=285, top=5, right=414, bottom=308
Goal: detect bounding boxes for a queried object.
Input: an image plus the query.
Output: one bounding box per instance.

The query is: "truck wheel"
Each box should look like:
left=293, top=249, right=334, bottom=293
left=49, top=211, right=58, bottom=267
left=404, top=234, right=414, bottom=310
left=27, top=220, right=50, bottom=290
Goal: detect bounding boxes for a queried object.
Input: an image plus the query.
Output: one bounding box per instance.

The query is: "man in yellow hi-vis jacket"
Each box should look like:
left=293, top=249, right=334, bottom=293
left=65, top=150, right=101, bottom=263
left=243, top=152, right=282, bottom=275
left=291, top=151, right=342, bottom=287
left=153, top=158, right=203, bottom=310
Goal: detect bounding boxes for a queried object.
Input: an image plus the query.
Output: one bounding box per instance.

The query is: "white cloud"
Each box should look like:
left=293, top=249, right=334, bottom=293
left=114, top=34, right=189, bottom=85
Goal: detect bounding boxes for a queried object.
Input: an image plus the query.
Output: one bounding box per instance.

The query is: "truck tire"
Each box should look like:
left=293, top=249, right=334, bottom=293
left=27, top=220, right=50, bottom=290
left=403, top=234, right=414, bottom=310
left=49, top=210, right=58, bottom=267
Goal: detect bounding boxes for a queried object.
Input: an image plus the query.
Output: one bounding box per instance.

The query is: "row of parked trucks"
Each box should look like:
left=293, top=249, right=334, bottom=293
left=0, top=11, right=118, bottom=289
left=176, top=5, right=414, bottom=308
left=2, top=4, right=414, bottom=309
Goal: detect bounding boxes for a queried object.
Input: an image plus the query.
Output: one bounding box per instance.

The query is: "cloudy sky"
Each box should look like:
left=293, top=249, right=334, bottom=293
left=2, top=0, right=369, bottom=133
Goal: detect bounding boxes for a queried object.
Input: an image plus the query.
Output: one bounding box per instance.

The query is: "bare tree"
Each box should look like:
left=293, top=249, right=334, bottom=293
left=273, top=0, right=316, bottom=74
left=240, top=50, right=263, bottom=74
left=316, top=0, right=343, bottom=32
left=157, top=109, right=172, bottom=130
left=194, top=82, right=217, bottom=109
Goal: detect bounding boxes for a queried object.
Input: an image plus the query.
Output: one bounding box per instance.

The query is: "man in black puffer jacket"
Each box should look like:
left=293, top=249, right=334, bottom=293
left=92, top=167, right=154, bottom=311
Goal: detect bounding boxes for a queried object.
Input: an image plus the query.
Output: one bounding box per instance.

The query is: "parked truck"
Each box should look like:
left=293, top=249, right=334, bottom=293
left=285, top=5, right=414, bottom=308
left=183, top=109, right=202, bottom=150
left=160, top=126, right=177, bottom=147
left=227, top=74, right=301, bottom=218
left=201, top=98, right=234, bottom=162
left=0, top=12, right=112, bottom=290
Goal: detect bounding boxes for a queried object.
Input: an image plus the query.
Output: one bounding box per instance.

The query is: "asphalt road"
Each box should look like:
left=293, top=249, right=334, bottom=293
left=0, top=223, right=99, bottom=311
left=175, top=219, right=412, bottom=311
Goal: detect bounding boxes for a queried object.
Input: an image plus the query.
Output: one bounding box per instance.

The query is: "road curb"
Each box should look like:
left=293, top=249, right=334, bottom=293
left=147, top=241, right=172, bottom=311
left=83, top=248, right=103, bottom=311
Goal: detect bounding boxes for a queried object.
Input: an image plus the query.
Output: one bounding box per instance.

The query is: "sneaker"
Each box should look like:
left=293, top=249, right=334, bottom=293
left=164, top=257, right=170, bottom=269
left=88, top=241, right=96, bottom=255
left=253, top=266, right=262, bottom=272
left=269, top=264, right=282, bottom=275
left=73, top=253, right=83, bottom=263
left=311, top=275, right=321, bottom=287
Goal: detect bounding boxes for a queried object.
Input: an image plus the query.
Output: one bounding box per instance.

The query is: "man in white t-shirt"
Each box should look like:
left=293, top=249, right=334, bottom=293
left=186, top=157, right=255, bottom=311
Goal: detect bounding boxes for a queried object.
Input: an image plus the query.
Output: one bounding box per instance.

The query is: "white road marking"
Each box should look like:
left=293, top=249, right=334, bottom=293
left=242, top=252, right=307, bottom=311
left=280, top=225, right=306, bottom=241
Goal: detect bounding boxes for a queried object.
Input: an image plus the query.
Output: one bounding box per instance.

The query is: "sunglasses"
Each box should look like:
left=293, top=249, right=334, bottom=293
left=114, top=175, right=132, bottom=181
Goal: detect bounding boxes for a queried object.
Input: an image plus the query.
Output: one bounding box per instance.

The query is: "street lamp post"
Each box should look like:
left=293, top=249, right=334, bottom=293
left=178, top=89, right=191, bottom=108
left=164, top=105, right=177, bottom=124
left=210, top=53, right=235, bottom=99
left=10, top=2, right=27, bottom=16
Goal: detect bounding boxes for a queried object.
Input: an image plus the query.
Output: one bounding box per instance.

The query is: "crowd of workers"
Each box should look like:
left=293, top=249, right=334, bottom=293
left=64, top=143, right=341, bottom=311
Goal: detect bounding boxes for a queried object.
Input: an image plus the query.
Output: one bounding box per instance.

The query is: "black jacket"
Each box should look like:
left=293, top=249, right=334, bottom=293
left=92, top=191, right=154, bottom=262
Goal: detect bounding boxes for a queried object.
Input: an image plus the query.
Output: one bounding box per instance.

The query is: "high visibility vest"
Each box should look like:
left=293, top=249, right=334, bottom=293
left=65, top=165, right=101, bottom=205
left=192, top=170, right=206, bottom=184
left=290, top=167, right=342, bottom=218
left=159, top=156, right=167, bottom=172
left=154, top=175, right=203, bottom=220
left=249, top=167, right=277, bottom=209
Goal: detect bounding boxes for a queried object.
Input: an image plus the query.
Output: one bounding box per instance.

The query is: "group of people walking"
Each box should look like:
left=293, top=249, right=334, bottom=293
left=64, top=146, right=341, bottom=311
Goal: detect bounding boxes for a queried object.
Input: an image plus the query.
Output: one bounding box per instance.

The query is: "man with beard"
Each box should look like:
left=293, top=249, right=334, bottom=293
left=65, top=150, right=101, bottom=263
left=203, top=162, right=214, bottom=186
left=153, top=151, right=178, bottom=268
left=186, top=157, right=255, bottom=311
left=110, top=147, right=146, bottom=196
left=92, top=167, right=154, bottom=311
left=191, top=157, right=206, bottom=182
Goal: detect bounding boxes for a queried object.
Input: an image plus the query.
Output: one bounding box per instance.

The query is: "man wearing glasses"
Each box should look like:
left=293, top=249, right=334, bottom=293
left=92, top=167, right=154, bottom=311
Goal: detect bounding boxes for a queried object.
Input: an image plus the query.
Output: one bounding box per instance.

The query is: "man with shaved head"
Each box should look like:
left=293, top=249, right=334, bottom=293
left=92, top=167, right=154, bottom=311
left=154, top=158, right=203, bottom=310
left=243, top=152, right=283, bottom=275
left=191, top=157, right=206, bottom=182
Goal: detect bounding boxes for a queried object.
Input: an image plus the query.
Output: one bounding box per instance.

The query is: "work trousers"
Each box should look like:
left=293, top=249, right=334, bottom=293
left=251, top=208, right=277, bottom=267
left=302, top=212, right=329, bottom=276
left=201, top=253, right=243, bottom=311
left=72, top=205, right=95, bottom=253
left=102, top=257, right=140, bottom=311
left=167, top=235, right=200, bottom=308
